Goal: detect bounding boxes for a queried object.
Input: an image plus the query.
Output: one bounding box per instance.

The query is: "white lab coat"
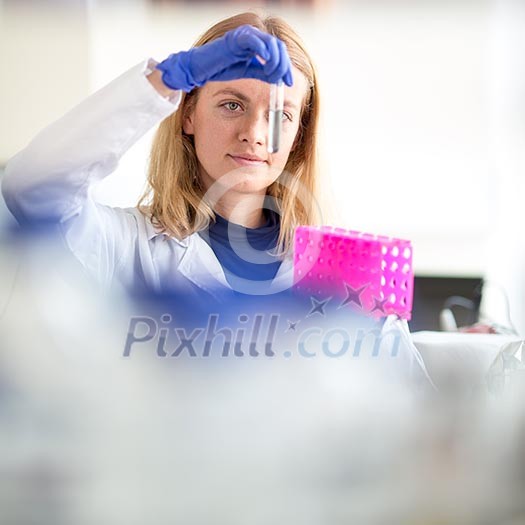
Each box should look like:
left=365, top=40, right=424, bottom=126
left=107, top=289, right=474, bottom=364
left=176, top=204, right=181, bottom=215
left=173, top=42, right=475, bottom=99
left=1, top=59, right=294, bottom=299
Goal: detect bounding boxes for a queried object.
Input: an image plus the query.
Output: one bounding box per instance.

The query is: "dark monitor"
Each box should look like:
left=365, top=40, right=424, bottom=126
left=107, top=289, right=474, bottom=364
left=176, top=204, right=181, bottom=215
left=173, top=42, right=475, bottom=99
left=409, top=276, right=483, bottom=332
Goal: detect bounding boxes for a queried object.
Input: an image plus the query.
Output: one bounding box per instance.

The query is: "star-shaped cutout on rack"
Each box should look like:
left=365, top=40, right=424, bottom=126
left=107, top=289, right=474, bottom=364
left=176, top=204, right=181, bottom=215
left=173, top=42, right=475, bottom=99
left=307, top=296, right=331, bottom=317
left=338, top=283, right=369, bottom=309
left=286, top=320, right=300, bottom=332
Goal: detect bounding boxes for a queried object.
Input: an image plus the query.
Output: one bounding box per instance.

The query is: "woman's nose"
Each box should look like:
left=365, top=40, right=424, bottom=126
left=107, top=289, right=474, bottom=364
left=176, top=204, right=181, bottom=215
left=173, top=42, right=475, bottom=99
left=237, top=111, right=268, bottom=146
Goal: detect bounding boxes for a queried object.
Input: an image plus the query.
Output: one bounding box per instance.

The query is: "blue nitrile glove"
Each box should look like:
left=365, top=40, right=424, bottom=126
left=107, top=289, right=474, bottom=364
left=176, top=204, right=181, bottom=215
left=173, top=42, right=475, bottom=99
left=156, top=24, right=293, bottom=92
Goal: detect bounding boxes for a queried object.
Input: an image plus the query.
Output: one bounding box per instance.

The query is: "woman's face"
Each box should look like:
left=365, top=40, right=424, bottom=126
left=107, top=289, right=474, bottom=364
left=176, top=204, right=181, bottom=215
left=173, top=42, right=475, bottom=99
left=183, top=66, right=309, bottom=196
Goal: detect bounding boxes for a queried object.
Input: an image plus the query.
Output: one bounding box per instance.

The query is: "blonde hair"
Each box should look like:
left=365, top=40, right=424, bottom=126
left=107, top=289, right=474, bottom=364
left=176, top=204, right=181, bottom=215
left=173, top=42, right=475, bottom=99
left=138, top=11, right=320, bottom=256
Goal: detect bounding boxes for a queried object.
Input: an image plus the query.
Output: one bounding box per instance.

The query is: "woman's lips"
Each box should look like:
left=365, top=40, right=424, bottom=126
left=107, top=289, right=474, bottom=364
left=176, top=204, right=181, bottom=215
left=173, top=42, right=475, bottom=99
left=229, top=155, right=267, bottom=166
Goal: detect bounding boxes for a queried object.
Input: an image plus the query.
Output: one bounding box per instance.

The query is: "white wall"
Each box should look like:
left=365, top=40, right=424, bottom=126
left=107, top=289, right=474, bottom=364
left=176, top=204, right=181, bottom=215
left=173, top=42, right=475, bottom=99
left=314, top=1, right=492, bottom=277
left=482, top=0, right=525, bottom=334
left=0, top=1, right=90, bottom=161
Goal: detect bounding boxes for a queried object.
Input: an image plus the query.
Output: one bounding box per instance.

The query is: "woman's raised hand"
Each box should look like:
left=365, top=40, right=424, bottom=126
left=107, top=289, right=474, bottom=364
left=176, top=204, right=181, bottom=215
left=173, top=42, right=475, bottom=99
left=156, top=25, right=293, bottom=92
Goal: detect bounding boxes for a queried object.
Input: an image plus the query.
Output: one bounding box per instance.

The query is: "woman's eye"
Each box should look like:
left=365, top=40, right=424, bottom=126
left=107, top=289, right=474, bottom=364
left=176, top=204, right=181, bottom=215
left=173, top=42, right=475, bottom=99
left=222, top=101, right=242, bottom=112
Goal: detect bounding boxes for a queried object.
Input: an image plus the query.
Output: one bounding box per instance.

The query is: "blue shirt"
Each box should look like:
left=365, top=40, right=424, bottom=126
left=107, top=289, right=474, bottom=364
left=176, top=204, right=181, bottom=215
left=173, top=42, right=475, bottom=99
left=199, top=209, right=282, bottom=289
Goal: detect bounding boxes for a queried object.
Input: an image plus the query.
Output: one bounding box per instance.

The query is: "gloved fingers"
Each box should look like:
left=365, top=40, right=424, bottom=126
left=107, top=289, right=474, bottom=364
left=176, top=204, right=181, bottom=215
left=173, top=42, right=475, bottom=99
left=211, top=56, right=292, bottom=86
left=233, top=26, right=293, bottom=85
left=256, top=31, right=280, bottom=77
left=253, top=33, right=293, bottom=86
left=211, top=59, right=265, bottom=83
left=231, top=25, right=271, bottom=62
left=187, top=26, right=269, bottom=85
left=187, top=25, right=295, bottom=87
left=269, top=39, right=293, bottom=86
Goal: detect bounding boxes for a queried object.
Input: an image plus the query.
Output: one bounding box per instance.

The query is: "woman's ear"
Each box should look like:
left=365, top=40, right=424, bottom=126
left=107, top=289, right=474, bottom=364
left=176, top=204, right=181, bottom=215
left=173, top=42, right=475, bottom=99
left=182, top=111, right=194, bottom=135
left=182, top=101, right=195, bottom=135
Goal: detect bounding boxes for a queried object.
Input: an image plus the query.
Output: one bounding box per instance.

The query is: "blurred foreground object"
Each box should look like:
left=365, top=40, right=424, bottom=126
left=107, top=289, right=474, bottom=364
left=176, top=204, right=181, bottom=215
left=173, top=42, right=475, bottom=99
left=1, top=226, right=524, bottom=524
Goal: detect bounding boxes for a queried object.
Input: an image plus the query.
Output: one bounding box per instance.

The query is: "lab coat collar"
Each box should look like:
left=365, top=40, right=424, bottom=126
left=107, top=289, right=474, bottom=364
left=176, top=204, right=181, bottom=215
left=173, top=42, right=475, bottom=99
left=144, top=217, right=188, bottom=247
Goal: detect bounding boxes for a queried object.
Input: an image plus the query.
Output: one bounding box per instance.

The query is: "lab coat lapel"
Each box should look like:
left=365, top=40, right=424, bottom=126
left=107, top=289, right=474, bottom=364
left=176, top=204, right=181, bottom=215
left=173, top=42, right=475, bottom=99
left=177, top=233, right=231, bottom=293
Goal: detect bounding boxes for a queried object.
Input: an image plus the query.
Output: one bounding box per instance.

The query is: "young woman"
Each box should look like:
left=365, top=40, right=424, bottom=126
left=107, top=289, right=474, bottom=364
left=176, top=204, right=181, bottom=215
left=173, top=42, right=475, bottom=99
left=2, top=12, right=320, bottom=300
